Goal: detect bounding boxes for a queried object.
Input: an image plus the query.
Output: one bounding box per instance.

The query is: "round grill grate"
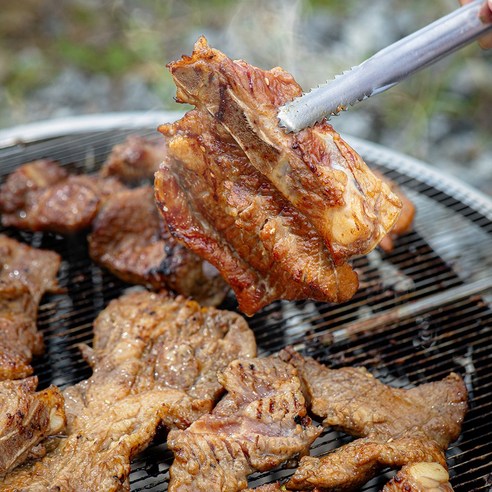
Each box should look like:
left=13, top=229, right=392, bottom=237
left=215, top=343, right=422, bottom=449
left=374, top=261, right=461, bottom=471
left=0, top=113, right=491, bottom=491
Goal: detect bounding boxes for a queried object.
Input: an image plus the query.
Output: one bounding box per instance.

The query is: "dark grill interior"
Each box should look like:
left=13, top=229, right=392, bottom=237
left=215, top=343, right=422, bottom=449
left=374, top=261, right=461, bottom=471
left=1, top=123, right=491, bottom=491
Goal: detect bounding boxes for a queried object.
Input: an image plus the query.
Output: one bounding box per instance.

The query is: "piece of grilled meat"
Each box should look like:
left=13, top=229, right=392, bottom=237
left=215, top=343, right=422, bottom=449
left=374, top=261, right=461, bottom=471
left=156, top=37, right=402, bottom=315
left=287, top=436, right=447, bottom=491
left=167, top=356, right=321, bottom=492
left=0, top=290, right=256, bottom=491
left=88, top=186, right=227, bottom=306
left=157, top=110, right=357, bottom=315
left=0, top=235, right=60, bottom=380
left=0, top=160, right=124, bottom=234
left=99, top=135, right=167, bottom=183
left=280, top=348, right=467, bottom=491
left=0, top=377, right=65, bottom=476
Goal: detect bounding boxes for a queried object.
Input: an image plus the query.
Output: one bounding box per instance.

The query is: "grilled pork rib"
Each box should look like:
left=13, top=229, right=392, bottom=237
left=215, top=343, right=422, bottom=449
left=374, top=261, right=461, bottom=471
left=1, top=158, right=227, bottom=305
left=0, top=377, right=65, bottom=476
left=281, top=348, right=467, bottom=491
left=0, top=291, right=256, bottom=491
left=168, top=356, right=321, bottom=492
left=88, top=186, right=227, bottom=306
left=157, top=110, right=357, bottom=315
left=0, top=160, right=125, bottom=234
left=156, top=37, right=402, bottom=314
left=0, top=235, right=60, bottom=380
left=99, top=135, right=167, bottom=183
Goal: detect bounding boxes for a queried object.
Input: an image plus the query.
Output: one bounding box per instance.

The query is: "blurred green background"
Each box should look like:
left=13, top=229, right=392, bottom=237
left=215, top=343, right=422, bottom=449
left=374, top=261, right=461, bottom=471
left=1, top=0, right=491, bottom=193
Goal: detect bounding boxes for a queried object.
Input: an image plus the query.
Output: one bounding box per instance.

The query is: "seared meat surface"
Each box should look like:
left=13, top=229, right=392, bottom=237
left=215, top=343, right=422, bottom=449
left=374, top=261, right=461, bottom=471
left=281, top=349, right=467, bottom=490
left=99, top=135, right=167, bottom=183
left=167, top=356, right=321, bottom=492
left=0, top=235, right=60, bottom=380
left=0, top=160, right=124, bottom=234
left=88, top=186, right=227, bottom=306
left=156, top=37, right=402, bottom=314
left=0, top=377, right=65, bottom=476
left=0, top=290, right=256, bottom=491
left=157, top=110, right=357, bottom=314
left=281, top=348, right=467, bottom=446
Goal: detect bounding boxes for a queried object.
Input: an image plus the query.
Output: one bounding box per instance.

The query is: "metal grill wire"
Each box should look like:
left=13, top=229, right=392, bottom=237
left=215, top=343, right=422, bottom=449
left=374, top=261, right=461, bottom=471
left=0, top=128, right=491, bottom=491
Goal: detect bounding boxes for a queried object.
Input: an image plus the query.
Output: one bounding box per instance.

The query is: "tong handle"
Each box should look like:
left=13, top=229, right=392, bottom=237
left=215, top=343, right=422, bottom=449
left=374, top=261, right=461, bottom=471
left=279, top=0, right=492, bottom=132
left=369, top=0, right=492, bottom=92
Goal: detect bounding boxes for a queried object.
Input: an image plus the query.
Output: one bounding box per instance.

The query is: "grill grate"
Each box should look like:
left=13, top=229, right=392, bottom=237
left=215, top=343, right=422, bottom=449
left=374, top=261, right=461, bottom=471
left=0, top=116, right=491, bottom=491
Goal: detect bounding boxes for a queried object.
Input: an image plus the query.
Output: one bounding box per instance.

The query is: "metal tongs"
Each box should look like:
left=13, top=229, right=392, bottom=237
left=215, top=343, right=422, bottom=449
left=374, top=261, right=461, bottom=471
left=278, top=0, right=492, bottom=133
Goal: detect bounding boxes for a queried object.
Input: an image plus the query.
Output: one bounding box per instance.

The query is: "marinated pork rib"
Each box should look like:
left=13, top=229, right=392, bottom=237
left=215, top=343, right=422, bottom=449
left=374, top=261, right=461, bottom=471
left=280, top=349, right=467, bottom=490
left=0, top=290, right=256, bottom=491
left=157, top=110, right=357, bottom=315
left=165, top=37, right=401, bottom=262
left=167, top=357, right=321, bottom=492
left=88, top=186, right=227, bottom=306
left=156, top=37, right=402, bottom=314
left=0, top=160, right=125, bottom=234
left=0, top=377, right=65, bottom=476
left=99, top=135, right=167, bottom=183
left=0, top=235, right=61, bottom=380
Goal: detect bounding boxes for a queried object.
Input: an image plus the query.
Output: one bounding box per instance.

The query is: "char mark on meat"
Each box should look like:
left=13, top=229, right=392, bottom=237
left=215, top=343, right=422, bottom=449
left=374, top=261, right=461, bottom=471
left=88, top=186, right=227, bottom=306
left=167, top=356, right=321, bottom=492
left=280, top=348, right=467, bottom=491
left=0, top=290, right=256, bottom=491
left=156, top=37, right=402, bottom=314
left=0, top=235, right=61, bottom=380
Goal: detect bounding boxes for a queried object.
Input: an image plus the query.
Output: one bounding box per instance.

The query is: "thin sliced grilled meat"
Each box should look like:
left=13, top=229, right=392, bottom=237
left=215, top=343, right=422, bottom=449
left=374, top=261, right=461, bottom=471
left=157, top=110, right=357, bottom=316
left=0, top=377, right=65, bottom=476
left=88, top=186, right=227, bottom=306
left=167, top=356, right=321, bottom=492
left=0, top=160, right=125, bottom=234
left=0, top=235, right=61, bottom=380
left=280, top=348, right=467, bottom=491
left=99, top=135, right=167, bottom=183
left=280, top=348, right=467, bottom=447
left=287, top=436, right=446, bottom=491
left=0, top=290, right=256, bottom=491
left=166, top=37, right=402, bottom=265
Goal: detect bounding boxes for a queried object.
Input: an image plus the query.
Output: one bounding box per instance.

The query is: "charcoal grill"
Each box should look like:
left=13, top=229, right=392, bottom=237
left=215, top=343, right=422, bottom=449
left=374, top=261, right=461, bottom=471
left=0, top=112, right=491, bottom=491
